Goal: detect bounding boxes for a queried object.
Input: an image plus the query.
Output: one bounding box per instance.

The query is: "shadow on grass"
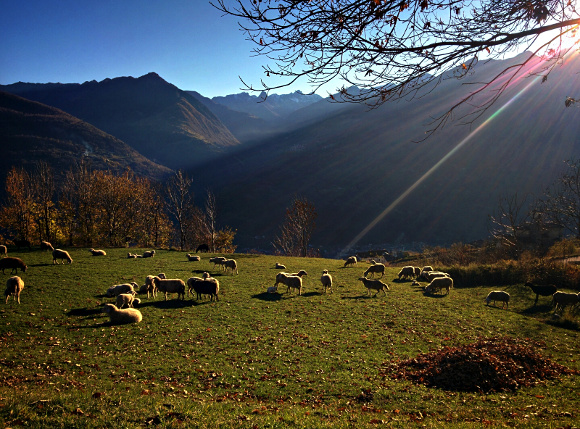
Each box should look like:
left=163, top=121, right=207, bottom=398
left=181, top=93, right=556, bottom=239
left=422, top=292, right=449, bottom=299
left=342, top=294, right=385, bottom=300
left=545, top=318, right=580, bottom=331
left=67, top=307, right=103, bottom=318
left=520, top=304, right=553, bottom=315
left=252, top=292, right=283, bottom=302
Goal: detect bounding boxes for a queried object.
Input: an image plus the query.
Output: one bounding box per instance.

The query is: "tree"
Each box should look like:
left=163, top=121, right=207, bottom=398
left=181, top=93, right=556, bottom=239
left=32, top=161, right=56, bottom=243
left=273, top=196, right=317, bottom=257
left=166, top=170, right=194, bottom=250
left=214, top=0, right=580, bottom=133
left=205, top=190, right=218, bottom=252
left=1, top=167, right=36, bottom=242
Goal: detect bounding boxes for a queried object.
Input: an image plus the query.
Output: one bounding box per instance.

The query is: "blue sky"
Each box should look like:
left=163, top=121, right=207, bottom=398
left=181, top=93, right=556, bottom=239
left=0, top=0, right=328, bottom=97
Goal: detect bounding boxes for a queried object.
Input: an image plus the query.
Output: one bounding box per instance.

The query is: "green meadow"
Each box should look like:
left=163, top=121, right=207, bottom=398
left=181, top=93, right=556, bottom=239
left=0, top=248, right=578, bottom=428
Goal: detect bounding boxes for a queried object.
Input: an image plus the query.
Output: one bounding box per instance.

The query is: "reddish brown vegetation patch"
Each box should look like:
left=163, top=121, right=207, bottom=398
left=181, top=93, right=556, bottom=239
left=391, top=337, right=577, bottom=392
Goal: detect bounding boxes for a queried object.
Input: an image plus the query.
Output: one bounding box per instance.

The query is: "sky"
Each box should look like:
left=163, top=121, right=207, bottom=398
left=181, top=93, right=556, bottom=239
left=0, top=0, right=329, bottom=98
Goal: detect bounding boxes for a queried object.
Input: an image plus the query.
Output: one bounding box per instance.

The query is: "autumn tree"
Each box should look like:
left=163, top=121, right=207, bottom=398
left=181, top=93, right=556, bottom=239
left=32, top=161, right=57, bottom=243
left=166, top=170, right=194, bottom=250
left=215, top=0, right=580, bottom=132
left=1, top=167, right=36, bottom=242
left=273, top=196, right=317, bottom=257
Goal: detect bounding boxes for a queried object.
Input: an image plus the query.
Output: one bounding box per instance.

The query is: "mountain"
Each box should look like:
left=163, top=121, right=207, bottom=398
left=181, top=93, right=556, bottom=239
left=189, top=52, right=580, bottom=255
left=0, top=91, right=172, bottom=183
left=0, top=73, right=239, bottom=170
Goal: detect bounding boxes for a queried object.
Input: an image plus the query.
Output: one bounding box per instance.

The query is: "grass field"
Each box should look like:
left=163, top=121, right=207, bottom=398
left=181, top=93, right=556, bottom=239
left=0, top=248, right=579, bottom=428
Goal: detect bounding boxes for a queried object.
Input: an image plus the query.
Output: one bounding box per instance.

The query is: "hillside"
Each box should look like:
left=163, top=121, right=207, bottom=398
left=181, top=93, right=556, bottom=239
left=0, top=91, right=172, bottom=183
left=0, top=73, right=239, bottom=170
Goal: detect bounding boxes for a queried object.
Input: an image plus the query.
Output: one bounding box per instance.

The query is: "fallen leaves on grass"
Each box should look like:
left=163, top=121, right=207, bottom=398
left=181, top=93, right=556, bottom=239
left=391, top=337, right=578, bottom=392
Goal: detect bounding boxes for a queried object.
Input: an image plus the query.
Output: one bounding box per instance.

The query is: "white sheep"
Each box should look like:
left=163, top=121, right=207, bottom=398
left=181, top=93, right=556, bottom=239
left=398, top=266, right=415, bottom=280
left=224, top=259, right=238, bottom=274
left=552, top=291, right=580, bottom=312
left=40, top=241, right=53, bottom=252
left=210, top=256, right=227, bottom=268
left=116, top=293, right=138, bottom=308
left=275, top=262, right=286, bottom=270
left=106, top=283, right=137, bottom=298
left=359, top=277, right=389, bottom=296
left=344, top=256, right=357, bottom=268
left=363, top=263, right=385, bottom=278
left=320, top=270, right=333, bottom=293
left=485, top=291, right=510, bottom=309
left=187, top=273, right=219, bottom=301
left=425, top=271, right=450, bottom=282
left=4, top=276, right=24, bottom=304
left=52, top=249, right=72, bottom=264
left=186, top=254, right=201, bottom=261
left=90, top=248, right=107, bottom=256
left=424, top=276, right=453, bottom=295
left=102, top=303, right=142, bottom=324
left=142, top=250, right=155, bottom=258
left=127, top=252, right=138, bottom=259
left=153, top=277, right=186, bottom=300
left=275, top=273, right=303, bottom=295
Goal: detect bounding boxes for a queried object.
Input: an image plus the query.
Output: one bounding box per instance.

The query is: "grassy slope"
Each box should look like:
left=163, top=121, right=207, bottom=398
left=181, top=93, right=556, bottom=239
left=0, top=249, right=578, bottom=428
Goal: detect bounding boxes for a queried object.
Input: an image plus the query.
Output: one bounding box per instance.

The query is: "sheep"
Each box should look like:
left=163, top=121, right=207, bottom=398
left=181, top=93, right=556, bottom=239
left=224, top=258, right=238, bottom=274
left=187, top=272, right=219, bottom=301
left=127, top=252, right=138, bottom=258
left=363, top=263, right=385, bottom=278
left=0, top=245, right=6, bottom=256
left=397, top=266, right=415, bottom=280
left=4, top=276, right=24, bottom=304
left=486, top=291, right=510, bottom=309
left=424, top=271, right=450, bottom=282
left=142, top=250, right=155, bottom=258
left=106, top=283, right=137, bottom=298
left=552, top=291, right=580, bottom=312
left=290, top=269, right=308, bottom=278
left=275, top=273, right=303, bottom=295
left=359, top=277, right=389, bottom=297
left=116, top=293, right=138, bottom=308
left=141, top=273, right=166, bottom=298
left=52, top=249, right=72, bottom=264
left=102, top=303, right=142, bottom=324
left=186, top=254, right=201, bottom=262
left=525, top=282, right=557, bottom=305
left=275, top=262, right=286, bottom=270
left=424, top=276, right=453, bottom=295
left=0, top=257, right=27, bottom=274
left=344, top=256, right=357, bottom=268
left=210, top=256, right=226, bottom=268
left=196, top=243, right=210, bottom=253
left=320, top=270, right=333, bottom=293
left=153, top=277, right=186, bottom=300
left=422, top=266, right=434, bottom=273
left=40, top=241, right=53, bottom=251
left=413, top=267, right=421, bottom=277
left=90, top=248, right=106, bottom=256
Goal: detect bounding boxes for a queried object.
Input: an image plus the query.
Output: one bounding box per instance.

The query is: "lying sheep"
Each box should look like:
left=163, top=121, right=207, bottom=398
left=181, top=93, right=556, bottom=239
left=40, top=241, right=53, bottom=251
left=525, top=282, right=557, bottom=305
left=359, top=277, right=389, bottom=297
left=320, top=270, right=333, bottom=293
left=90, top=248, right=106, bottom=256
left=275, top=262, right=286, bottom=270
left=52, top=249, right=72, bottom=264
left=153, top=277, right=185, bottom=300
left=224, top=259, right=238, bottom=274
left=187, top=272, right=219, bottom=301
left=398, top=266, right=415, bottom=280
left=106, top=283, right=137, bottom=298
left=186, top=254, right=201, bottom=262
left=363, top=263, right=385, bottom=278
left=116, top=293, right=138, bottom=308
left=102, top=303, right=142, bottom=324
left=552, top=291, right=580, bottom=312
left=142, top=250, right=155, bottom=258
left=424, top=276, right=453, bottom=295
left=127, top=252, right=138, bottom=259
left=5, top=276, right=24, bottom=304
left=344, top=256, right=357, bottom=268
left=275, top=273, right=303, bottom=295
left=0, top=257, right=27, bottom=274
left=486, top=291, right=510, bottom=309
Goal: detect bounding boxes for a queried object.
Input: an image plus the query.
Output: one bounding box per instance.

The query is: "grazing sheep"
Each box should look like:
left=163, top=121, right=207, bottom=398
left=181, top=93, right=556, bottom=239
left=275, top=262, right=286, bottom=270
left=127, top=252, right=138, bottom=259
left=106, top=283, right=137, bottom=298
left=422, top=266, right=434, bottom=273
left=425, top=276, right=453, bottom=295
left=196, top=243, right=210, bottom=253
left=359, top=277, right=389, bottom=296
left=344, top=256, right=357, bottom=268
left=398, top=266, right=415, bottom=280
left=153, top=277, right=186, bottom=300
left=224, top=259, right=238, bottom=274
left=267, top=286, right=278, bottom=293
left=4, top=276, right=24, bottom=304
left=40, top=241, right=53, bottom=251
left=142, top=250, right=155, bottom=258
left=90, top=248, right=107, bottom=256
left=413, top=267, right=421, bottom=277
left=363, top=263, right=385, bottom=278
left=210, top=256, right=227, bottom=268
left=187, top=273, right=219, bottom=301
left=425, top=271, right=450, bottom=282
left=552, top=291, right=580, bottom=312
left=0, top=257, right=27, bottom=274
left=102, top=303, right=142, bottom=324
left=525, top=282, right=557, bottom=305
left=116, top=293, right=138, bottom=308
left=52, top=249, right=72, bottom=264
left=275, top=273, right=303, bottom=295
left=186, top=254, right=201, bottom=262
left=0, top=245, right=5, bottom=256
left=320, top=270, right=333, bottom=293
left=486, top=291, right=510, bottom=309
